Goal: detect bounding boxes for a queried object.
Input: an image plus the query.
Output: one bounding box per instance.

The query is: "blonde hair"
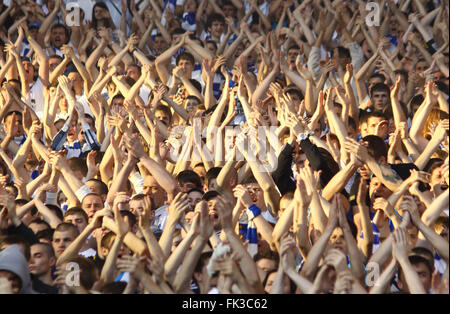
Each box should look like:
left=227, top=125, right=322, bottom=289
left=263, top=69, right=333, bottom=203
left=423, top=108, right=449, bottom=140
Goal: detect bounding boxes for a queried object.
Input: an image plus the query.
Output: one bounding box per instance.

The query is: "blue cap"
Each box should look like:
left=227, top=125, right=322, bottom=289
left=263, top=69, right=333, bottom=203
left=29, top=22, right=41, bottom=29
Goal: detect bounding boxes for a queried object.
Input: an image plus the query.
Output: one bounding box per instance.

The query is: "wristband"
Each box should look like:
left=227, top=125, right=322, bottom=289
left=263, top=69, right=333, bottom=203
left=45, top=192, right=58, bottom=205
left=75, top=185, right=92, bottom=202
left=246, top=204, right=261, bottom=220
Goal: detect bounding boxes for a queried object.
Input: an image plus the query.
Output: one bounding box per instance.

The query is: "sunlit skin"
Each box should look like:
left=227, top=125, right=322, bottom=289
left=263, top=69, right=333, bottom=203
left=52, top=229, right=78, bottom=258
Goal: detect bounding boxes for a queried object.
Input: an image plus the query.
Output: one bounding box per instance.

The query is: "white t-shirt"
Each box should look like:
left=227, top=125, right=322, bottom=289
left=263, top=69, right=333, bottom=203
left=24, top=78, right=46, bottom=122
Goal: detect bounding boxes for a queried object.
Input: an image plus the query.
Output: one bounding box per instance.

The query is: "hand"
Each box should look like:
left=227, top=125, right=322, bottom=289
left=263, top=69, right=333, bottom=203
left=86, top=150, right=99, bottom=176
left=343, top=63, right=353, bottom=85
left=116, top=255, right=147, bottom=279
left=392, top=227, right=409, bottom=262
left=61, top=44, right=74, bottom=59
left=324, top=248, right=348, bottom=274
left=279, top=233, right=297, bottom=272
left=123, top=133, right=146, bottom=159
left=373, top=197, right=394, bottom=215
left=398, top=195, right=420, bottom=223
left=113, top=192, right=130, bottom=238
left=168, top=192, right=190, bottom=224
left=138, top=195, right=154, bottom=229
left=406, top=169, right=431, bottom=186
left=48, top=150, right=68, bottom=171
left=398, top=122, right=409, bottom=140
left=58, top=76, right=73, bottom=97
left=90, top=208, right=113, bottom=229
left=294, top=171, right=312, bottom=208
left=172, top=66, right=187, bottom=80
left=215, top=195, right=233, bottom=230
left=333, top=269, right=353, bottom=294
left=195, top=200, right=213, bottom=240
left=4, top=42, right=19, bottom=58
left=127, top=33, right=139, bottom=51
left=233, top=185, right=253, bottom=208
left=344, top=138, right=369, bottom=163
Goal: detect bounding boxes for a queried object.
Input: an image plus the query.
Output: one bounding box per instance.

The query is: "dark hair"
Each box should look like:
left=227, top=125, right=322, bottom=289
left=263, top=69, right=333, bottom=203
left=190, top=79, right=202, bottom=94
left=0, top=235, right=31, bottom=261
left=410, top=246, right=434, bottom=273
left=187, top=188, right=205, bottom=196
left=176, top=52, right=195, bottom=66
left=35, top=229, right=55, bottom=243
left=119, top=210, right=137, bottom=228
left=46, top=204, right=64, bottom=222
left=86, top=178, right=109, bottom=195
left=68, top=157, right=88, bottom=177
left=206, top=13, right=225, bottom=29
left=194, top=251, right=213, bottom=274
left=359, top=110, right=388, bottom=127
left=177, top=170, right=202, bottom=188
left=205, top=167, right=222, bottom=188
left=92, top=1, right=111, bottom=30
left=333, top=46, right=351, bottom=60
left=64, top=207, right=89, bottom=223
left=155, top=104, right=173, bottom=124
left=370, top=83, right=390, bottom=98
left=202, top=190, right=220, bottom=201
left=50, top=23, right=70, bottom=44
left=54, top=222, right=79, bottom=236
left=100, top=281, right=127, bottom=294
left=31, top=242, right=55, bottom=258
left=3, top=110, right=22, bottom=123
left=29, top=219, right=51, bottom=231
left=369, top=73, right=386, bottom=83
left=362, top=135, right=388, bottom=160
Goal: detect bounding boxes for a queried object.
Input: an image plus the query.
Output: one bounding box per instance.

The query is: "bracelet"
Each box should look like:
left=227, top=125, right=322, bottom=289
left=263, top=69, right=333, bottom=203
left=246, top=204, right=261, bottom=220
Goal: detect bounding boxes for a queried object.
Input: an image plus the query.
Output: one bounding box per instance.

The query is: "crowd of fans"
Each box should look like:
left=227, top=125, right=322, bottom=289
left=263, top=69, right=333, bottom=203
left=0, top=0, right=448, bottom=294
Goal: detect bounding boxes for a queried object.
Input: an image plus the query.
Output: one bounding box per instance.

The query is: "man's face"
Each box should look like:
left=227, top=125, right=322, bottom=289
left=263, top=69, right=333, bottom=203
left=51, top=27, right=67, bottom=48
left=207, top=198, right=221, bottom=231
left=178, top=59, right=194, bottom=76
left=143, top=176, right=165, bottom=208
left=68, top=72, right=83, bottom=92
left=329, top=227, right=347, bottom=254
left=180, top=181, right=198, bottom=193
left=366, top=116, right=388, bottom=138
left=187, top=191, right=203, bottom=210
left=153, top=36, right=168, bottom=53
left=416, top=61, right=428, bottom=73
left=210, top=21, right=224, bottom=38
left=29, top=244, right=55, bottom=277
left=22, top=61, right=35, bottom=81
left=430, top=167, right=448, bottom=197
left=371, top=91, right=389, bottom=111
left=67, top=120, right=79, bottom=143
left=287, top=49, right=299, bottom=65
left=206, top=42, right=217, bottom=55
left=207, top=178, right=218, bottom=191
left=85, top=181, right=103, bottom=197
left=52, top=229, right=77, bottom=258
left=246, top=183, right=264, bottom=208
left=4, top=114, right=24, bottom=137
left=64, top=213, right=88, bottom=234
left=155, top=110, right=170, bottom=126
left=369, top=177, right=392, bottom=202
left=256, top=258, right=277, bottom=274
left=111, top=98, right=126, bottom=117
left=412, top=262, right=432, bottom=292
left=223, top=4, right=236, bottom=18
left=0, top=270, right=21, bottom=294
left=49, top=57, right=62, bottom=72
left=129, top=199, right=151, bottom=219
left=81, top=195, right=104, bottom=221
left=126, top=66, right=140, bottom=81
